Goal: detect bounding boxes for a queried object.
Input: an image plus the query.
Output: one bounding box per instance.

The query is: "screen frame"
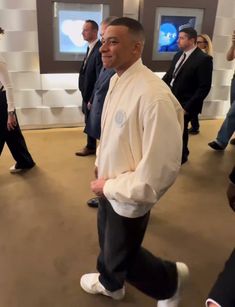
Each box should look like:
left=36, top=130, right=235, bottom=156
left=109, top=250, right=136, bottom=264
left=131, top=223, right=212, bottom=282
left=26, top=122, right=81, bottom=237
left=139, top=0, right=218, bottom=72
left=36, top=0, right=123, bottom=74
left=152, top=7, right=204, bottom=61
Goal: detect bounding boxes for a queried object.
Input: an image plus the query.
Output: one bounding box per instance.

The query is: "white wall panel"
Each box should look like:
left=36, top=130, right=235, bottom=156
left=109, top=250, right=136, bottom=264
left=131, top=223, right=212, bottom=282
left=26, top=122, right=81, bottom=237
left=202, top=100, right=230, bottom=118
left=10, top=72, right=41, bottom=90
left=0, top=10, right=37, bottom=31
left=41, top=74, right=79, bottom=90
left=42, top=106, right=84, bottom=127
left=212, top=69, right=234, bottom=86
left=16, top=107, right=43, bottom=127
left=206, top=85, right=230, bottom=101
left=2, top=52, right=39, bottom=72
left=0, top=0, right=36, bottom=9
left=14, top=90, right=43, bottom=108
left=42, top=90, right=81, bottom=107
left=216, top=0, right=235, bottom=18
left=214, top=17, right=235, bottom=36
left=0, top=31, right=38, bottom=52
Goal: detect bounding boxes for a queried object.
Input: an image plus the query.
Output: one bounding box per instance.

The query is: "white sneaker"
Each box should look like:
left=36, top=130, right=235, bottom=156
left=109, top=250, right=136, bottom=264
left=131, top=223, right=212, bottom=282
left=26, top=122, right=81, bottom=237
left=9, top=164, right=23, bottom=173
left=80, top=273, right=125, bottom=300
left=157, top=262, right=189, bottom=307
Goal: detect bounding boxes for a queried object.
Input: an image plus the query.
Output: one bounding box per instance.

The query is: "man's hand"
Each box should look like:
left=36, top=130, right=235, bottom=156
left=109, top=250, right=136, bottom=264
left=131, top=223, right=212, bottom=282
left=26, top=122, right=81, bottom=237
left=227, top=182, right=235, bottom=212
left=87, top=101, right=92, bottom=110
left=91, top=178, right=106, bottom=197
left=7, top=113, right=17, bottom=131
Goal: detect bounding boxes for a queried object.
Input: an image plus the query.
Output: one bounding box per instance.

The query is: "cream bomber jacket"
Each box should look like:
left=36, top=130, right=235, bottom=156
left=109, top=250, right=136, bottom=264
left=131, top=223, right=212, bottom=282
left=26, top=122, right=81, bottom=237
left=96, top=59, right=184, bottom=218
left=0, top=54, right=14, bottom=112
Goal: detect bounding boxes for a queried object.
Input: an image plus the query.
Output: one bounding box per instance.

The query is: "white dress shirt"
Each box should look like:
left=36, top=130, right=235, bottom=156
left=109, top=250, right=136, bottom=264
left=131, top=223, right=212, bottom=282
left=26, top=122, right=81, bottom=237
left=0, top=54, right=14, bottom=112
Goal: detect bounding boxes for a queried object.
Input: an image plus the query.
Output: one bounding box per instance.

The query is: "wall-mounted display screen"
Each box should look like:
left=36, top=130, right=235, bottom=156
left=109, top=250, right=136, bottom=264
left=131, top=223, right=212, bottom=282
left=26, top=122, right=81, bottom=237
left=152, top=7, right=204, bottom=61
left=53, top=2, right=110, bottom=61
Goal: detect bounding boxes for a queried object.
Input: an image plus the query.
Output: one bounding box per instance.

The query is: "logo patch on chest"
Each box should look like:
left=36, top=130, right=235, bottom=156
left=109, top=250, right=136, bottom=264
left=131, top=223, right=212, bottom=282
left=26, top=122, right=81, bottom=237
left=115, top=110, right=126, bottom=127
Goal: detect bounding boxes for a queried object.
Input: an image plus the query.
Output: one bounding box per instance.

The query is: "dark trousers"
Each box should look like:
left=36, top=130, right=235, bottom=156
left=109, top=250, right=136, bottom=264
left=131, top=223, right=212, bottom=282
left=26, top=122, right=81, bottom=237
left=83, top=101, right=96, bottom=150
left=208, top=249, right=235, bottom=307
left=97, top=197, right=177, bottom=300
left=0, top=92, right=35, bottom=167
left=190, top=114, right=200, bottom=131
left=182, top=113, right=191, bottom=161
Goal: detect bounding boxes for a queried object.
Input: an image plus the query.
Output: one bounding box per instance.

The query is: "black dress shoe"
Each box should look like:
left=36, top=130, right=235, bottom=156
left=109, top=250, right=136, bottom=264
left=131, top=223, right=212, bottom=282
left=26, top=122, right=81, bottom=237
left=75, top=147, right=96, bottom=156
left=208, top=141, right=225, bottom=151
left=188, top=127, right=199, bottom=135
left=230, top=138, right=235, bottom=145
left=87, top=197, right=99, bottom=208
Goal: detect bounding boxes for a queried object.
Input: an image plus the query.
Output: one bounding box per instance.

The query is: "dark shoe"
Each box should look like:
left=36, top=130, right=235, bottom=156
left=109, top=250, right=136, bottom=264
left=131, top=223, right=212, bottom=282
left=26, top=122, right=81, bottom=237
left=75, top=147, right=96, bottom=156
left=208, top=141, right=225, bottom=151
left=230, top=138, right=235, bottom=145
left=87, top=197, right=99, bottom=208
left=188, top=127, right=199, bottom=135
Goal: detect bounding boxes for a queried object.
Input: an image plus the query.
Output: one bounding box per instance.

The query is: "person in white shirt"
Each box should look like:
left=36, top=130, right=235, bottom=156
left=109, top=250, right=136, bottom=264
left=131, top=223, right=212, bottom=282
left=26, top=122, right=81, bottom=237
left=80, top=17, right=189, bottom=307
left=0, top=27, right=35, bottom=173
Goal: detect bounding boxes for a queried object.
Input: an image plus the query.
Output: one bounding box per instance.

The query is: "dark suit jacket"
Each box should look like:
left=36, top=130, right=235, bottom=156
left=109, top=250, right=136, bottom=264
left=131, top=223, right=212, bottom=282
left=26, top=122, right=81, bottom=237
left=163, top=47, right=213, bottom=114
left=78, top=40, right=102, bottom=106
left=85, top=68, right=115, bottom=140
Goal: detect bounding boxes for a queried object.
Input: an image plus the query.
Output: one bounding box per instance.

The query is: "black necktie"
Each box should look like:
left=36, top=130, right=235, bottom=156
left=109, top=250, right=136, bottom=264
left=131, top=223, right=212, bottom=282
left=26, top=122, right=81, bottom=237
left=173, top=53, right=186, bottom=78
left=83, top=46, right=90, bottom=67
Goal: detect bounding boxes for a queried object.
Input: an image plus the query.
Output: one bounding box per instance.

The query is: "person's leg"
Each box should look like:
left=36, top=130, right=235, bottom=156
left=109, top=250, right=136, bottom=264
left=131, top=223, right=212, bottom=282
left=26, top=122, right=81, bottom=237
left=207, top=249, right=235, bottom=307
left=97, top=198, right=177, bottom=300
left=189, top=114, right=200, bottom=133
left=87, top=134, right=96, bottom=150
left=182, top=114, right=190, bottom=164
left=5, top=113, right=35, bottom=168
left=215, top=103, right=235, bottom=148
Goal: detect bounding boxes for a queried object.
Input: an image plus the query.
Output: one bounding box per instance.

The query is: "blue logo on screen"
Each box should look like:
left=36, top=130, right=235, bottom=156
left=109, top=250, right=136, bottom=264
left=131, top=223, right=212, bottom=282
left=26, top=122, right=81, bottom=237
left=159, top=23, right=177, bottom=48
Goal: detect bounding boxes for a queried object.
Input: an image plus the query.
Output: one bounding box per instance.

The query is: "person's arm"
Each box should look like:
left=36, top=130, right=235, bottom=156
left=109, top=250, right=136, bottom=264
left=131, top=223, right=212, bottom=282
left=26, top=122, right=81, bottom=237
left=184, top=55, right=213, bottom=113
left=103, top=97, right=183, bottom=206
left=226, top=30, right=235, bottom=61
left=0, top=61, right=17, bottom=130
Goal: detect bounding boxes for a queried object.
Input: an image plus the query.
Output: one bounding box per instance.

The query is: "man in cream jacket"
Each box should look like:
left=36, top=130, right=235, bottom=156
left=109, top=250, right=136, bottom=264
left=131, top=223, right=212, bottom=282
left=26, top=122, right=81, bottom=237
left=80, top=17, right=189, bottom=307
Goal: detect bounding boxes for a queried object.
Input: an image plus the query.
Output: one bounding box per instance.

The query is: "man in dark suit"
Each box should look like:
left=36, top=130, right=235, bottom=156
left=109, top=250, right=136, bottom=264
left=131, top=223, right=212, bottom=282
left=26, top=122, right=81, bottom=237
left=76, top=20, right=102, bottom=156
left=163, top=27, right=213, bottom=164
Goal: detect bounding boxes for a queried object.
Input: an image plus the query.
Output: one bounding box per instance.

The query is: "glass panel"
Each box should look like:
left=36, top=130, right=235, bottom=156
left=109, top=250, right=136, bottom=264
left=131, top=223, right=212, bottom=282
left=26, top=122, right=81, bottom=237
left=152, top=7, right=204, bottom=61
left=53, top=2, right=110, bottom=61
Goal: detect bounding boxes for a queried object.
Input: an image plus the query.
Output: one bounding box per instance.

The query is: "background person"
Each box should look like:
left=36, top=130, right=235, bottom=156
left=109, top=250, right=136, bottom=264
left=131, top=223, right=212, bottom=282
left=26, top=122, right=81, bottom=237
left=208, top=30, right=235, bottom=151
left=188, top=33, right=213, bottom=135
left=80, top=17, right=189, bottom=307
left=163, top=27, right=213, bottom=164
left=0, top=27, right=35, bottom=173
left=85, top=16, right=117, bottom=208
left=76, top=20, right=102, bottom=157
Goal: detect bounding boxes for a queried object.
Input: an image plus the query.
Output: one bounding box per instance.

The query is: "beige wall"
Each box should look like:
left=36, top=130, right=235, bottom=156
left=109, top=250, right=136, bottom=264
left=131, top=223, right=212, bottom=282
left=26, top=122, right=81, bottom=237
left=0, top=0, right=234, bottom=128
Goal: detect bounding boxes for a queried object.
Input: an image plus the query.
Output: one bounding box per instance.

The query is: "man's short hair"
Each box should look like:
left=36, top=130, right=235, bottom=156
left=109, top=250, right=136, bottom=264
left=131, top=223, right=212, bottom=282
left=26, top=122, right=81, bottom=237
left=85, top=20, right=99, bottom=31
left=109, top=17, right=145, bottom=43
left=179, top=27, right=197, bottom=42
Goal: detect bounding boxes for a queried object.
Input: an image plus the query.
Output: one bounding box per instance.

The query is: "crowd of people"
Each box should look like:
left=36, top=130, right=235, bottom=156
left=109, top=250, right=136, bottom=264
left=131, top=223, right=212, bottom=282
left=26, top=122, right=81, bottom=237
left=0, top=17, right=234, bottom=307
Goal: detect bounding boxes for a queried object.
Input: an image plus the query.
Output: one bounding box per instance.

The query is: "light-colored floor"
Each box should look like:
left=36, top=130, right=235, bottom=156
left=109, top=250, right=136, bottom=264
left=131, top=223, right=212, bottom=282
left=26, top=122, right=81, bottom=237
left=0, top=120, right=234, bottom=307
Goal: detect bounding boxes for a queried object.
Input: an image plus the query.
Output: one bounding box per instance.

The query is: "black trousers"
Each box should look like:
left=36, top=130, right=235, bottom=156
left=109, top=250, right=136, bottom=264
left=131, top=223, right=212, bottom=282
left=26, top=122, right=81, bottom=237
left=0, top=92, right=35, bottom=167
left=190, top=114, right=200, bottom=131
left=208, top=249, right=235, bottom=307
left=97, top=197, right=177, bottom=300
left=83, top=101, right=96, bottom=150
